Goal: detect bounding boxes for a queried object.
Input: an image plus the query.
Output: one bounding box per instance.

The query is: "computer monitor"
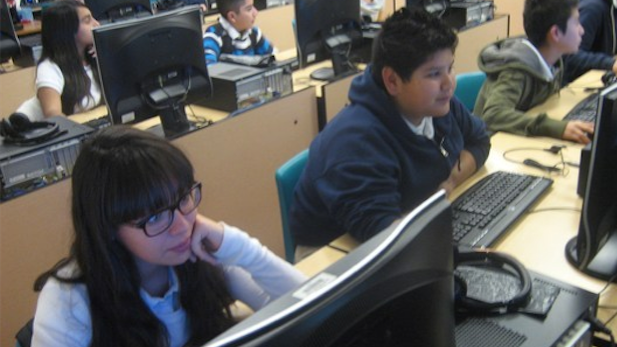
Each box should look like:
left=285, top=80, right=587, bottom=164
left=406, top=0, right=448, bottom=15
left=0, top=0, right=21, bottom=64
left=93, top=6, right=211, bottom=138
left=85, top=0, right=152, bottom=23
left=565, top=82, right=617, bottom=281
left=205, top=191, right=455, bottom=347
left=294, top=0, right=363, bottom=81
left=254, top=0, right=267, bottom=11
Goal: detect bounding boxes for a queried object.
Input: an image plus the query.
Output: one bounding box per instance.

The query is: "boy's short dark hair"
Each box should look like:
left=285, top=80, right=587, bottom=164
left=217, top=0, right=245, bottom=19
left=371, top=7, right=457, bottom=86
left=524, top=0, right=579, bottom=47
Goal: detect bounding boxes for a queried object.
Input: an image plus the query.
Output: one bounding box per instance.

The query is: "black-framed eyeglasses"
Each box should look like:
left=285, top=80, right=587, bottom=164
left=132, top=182, right=202, bottom=237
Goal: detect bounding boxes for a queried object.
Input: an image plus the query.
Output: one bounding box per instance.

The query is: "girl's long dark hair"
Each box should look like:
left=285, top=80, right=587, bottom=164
left=35, top=126, right=235, bottom=347
left=38, top=0, right=100, bottom=115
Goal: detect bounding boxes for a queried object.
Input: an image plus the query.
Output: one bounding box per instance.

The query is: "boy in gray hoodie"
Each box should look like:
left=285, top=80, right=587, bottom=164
left=474, top=0, right=594, bottom=144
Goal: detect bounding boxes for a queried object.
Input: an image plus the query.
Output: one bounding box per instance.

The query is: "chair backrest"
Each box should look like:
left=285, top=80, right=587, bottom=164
left=454, top=71, right=486, bottom=112
left=275, top=149, right=309, bottom=263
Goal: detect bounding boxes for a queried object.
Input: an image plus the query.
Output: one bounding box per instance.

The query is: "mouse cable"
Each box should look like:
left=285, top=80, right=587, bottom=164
left=502, top=146, right=569, bottom=176
left=589, top=315, right=616, bottom=347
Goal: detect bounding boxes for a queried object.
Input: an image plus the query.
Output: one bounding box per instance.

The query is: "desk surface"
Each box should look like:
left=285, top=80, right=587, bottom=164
left=69, top=103, right=228, bottom=130
left=15, top=20, right=41, bottom=37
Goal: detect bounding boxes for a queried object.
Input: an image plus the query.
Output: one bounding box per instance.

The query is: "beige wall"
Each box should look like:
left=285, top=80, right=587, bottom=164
left=495, top=0, right=524, bottom=36
left=255, top=4, right=296, bottom=52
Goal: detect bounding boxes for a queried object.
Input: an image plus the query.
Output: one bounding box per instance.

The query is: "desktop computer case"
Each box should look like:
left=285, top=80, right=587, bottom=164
left=455, top=270, right=597, bottom=347
left=198, top=61, right=294, bottom=112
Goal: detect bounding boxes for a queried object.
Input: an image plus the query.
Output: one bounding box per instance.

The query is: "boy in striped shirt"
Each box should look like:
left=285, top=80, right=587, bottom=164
left=203, top=0, right=274, bottom=65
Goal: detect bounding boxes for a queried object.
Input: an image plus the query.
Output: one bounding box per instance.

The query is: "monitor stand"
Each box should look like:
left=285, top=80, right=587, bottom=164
left=146, top=120, right=198, bottom=139
left=310, top=67, right=335, bottom=81
left=565, top=232, right=617, bottom=281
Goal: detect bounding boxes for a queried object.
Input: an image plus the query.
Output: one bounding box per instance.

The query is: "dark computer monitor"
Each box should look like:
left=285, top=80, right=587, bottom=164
left=0, top=0, right=21, bottom=64
left=406, top=0, right=448, bottom=15
left=93, top=6, right=212, bottom=138
left=254, top=0, right=267, bottom=11
left=85, top=0, right=152, bottom=23
left=565, top=82, right=617, bottom=281
left=205, top=191, right=455, bottom=347
left=294, top=0, right=363, bottom=81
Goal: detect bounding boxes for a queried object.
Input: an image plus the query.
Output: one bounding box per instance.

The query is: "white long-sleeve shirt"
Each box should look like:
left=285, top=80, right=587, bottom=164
left=31, top=223, right=307, bottom=347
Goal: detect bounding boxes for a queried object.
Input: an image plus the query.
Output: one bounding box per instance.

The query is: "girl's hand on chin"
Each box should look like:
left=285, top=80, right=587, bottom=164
left=190, top=214, right=224, bottom=264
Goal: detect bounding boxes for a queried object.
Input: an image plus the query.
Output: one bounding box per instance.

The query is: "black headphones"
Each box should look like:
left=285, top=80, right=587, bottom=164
left=454, top=248, right=532, bottom=314
left=0, top=113, right=61, bottom=146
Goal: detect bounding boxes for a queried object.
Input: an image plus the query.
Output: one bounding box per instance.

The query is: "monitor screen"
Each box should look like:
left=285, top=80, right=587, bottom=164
left=566, top=82, right=617, bottom=280
left=294, top=0, right=363, bottom=81
left=85, top=0, right=152, bottom=23
left=93, top=6, right=212, bottom=138
left=204, top=191, right=455, bottom=347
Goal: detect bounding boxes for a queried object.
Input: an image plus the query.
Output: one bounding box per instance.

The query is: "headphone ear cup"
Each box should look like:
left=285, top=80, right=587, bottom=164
left=0, top=119, right=9, bottom=137
left=0, top=118, right=22, bottom=138
left=8, top=113, right=32, bottom=132
left=454, top=250, right=532, bottom=314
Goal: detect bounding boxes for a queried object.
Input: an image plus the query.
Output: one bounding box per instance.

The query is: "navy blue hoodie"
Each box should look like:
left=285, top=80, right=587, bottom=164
left=290, top=66, right=491, bottom=247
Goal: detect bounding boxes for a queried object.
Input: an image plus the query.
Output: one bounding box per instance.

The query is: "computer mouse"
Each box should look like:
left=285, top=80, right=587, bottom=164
left=601, top=71, right=617, bottom=86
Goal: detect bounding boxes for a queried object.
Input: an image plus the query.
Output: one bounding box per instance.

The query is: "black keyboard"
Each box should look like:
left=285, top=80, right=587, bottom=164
left=562, top=93, right=599, bottom=122
left=452, top=171, right=553, bottom=248
left=83, top=115, right=111, bottom=130
left=18, top=33, right=42, bottom=48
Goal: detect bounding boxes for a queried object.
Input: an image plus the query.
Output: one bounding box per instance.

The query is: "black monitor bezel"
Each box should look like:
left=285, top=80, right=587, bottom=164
left=93, top=6, right=212, bottom=138
left=0, top=0, right=21, bottom=63
left=205, top=191, right=455, bottom=347
left=566, top=82, right=617, bottom=280
left=294, top=0, right=363, bottom=81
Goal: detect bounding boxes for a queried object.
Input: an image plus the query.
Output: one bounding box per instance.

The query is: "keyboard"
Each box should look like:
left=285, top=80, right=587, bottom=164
left=83, top=115, right=111, bottom=130
left=562, top=92, right=599, bottom=122
left=18, top=33, right=42, bottom=48
left=452, top=171, right=553, bottom=248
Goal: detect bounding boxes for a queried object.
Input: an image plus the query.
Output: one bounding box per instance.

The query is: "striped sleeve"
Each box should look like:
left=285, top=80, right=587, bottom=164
left=203, top=26, right=223, bottom=65
left=252, top=27, right=274, bottom=56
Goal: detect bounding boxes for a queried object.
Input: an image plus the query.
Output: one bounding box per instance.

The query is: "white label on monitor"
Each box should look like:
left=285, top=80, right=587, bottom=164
left=292, top=272, right=337, bottom=300
left=307, top=53, right=316, bottom=64
left=121, top=112, right=136, bottom=124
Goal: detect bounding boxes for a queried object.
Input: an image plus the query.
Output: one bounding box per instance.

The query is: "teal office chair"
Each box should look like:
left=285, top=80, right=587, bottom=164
left=454, top=71, right=487, bottom=111
left=275, top=149, right=309, bottom=263
left=15, top=318, right=33, bottom=347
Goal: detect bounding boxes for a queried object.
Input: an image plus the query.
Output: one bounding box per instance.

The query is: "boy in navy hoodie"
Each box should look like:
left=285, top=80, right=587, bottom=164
left=289, top=8, right=491, bottom=260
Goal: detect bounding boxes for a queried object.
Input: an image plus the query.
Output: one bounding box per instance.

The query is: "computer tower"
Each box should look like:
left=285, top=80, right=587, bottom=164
left=442, top=1, right=494, bottom=29
left=455, top=270, right=597, bottom=347
left=0, top=116, right=94, bottom=201
left=197, top=61, right=294, bottom=113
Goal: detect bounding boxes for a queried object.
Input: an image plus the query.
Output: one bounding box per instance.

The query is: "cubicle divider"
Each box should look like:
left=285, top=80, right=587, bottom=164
left=0, top=66, right=34, bottom=118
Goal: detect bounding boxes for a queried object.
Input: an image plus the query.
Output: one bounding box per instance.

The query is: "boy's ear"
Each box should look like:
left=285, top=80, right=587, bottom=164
left=382, top=66, right=401, bottom=96
left=227, top=10, right=238, bottom=23
left=547, top=24, right=562, bottom=43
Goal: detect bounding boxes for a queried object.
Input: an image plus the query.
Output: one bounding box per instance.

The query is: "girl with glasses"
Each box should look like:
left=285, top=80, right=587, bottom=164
left=30, top=126, right=306, bottom=347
